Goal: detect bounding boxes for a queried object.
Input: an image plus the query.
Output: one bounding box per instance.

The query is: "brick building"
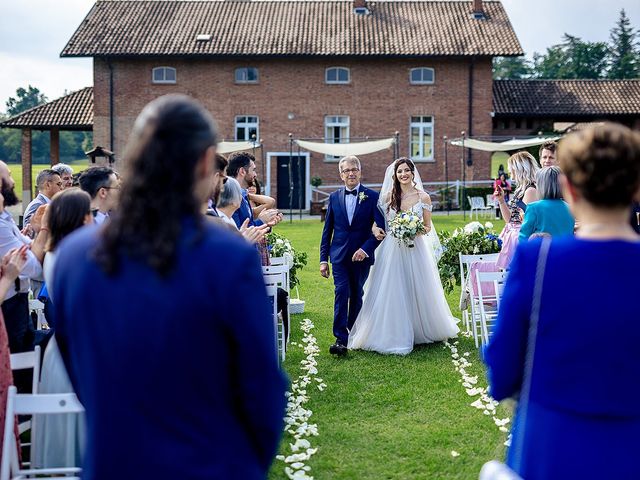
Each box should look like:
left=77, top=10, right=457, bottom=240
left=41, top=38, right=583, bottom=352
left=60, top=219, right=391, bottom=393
left=59, top=0, right=521, bottom=208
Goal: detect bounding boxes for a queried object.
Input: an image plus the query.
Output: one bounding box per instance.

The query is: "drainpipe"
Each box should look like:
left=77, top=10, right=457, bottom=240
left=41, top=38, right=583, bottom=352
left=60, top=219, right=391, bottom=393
left=108, top=59, right=115, bottom=152
left=467, top=57, right=474, bottom=168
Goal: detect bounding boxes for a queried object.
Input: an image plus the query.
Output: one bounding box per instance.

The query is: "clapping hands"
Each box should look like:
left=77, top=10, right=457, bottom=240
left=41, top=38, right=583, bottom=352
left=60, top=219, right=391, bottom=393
left=1, top=245, right=28, bottom=282
left=258, top=208, right=283, bottom=226
left=239, top=218, right=270, bottom=244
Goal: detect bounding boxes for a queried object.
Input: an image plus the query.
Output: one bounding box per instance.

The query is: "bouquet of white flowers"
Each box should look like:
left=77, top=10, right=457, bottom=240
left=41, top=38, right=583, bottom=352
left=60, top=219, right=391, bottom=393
left=388, top=211, right=427, bottom=248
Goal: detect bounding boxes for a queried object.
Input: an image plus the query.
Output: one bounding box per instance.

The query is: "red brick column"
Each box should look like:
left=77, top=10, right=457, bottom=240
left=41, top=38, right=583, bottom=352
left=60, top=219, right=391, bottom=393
left=50, top=128, right=60, bottom=165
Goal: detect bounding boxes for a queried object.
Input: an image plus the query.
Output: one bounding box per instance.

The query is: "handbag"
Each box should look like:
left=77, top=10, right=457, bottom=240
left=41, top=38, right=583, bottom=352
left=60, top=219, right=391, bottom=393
left=479, top=238, right=551, bottom=480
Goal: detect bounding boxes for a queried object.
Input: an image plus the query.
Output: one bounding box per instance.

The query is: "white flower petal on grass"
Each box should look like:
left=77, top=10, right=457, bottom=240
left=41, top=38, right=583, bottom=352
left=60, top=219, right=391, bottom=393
left=451, top=451, right=461, bottom=457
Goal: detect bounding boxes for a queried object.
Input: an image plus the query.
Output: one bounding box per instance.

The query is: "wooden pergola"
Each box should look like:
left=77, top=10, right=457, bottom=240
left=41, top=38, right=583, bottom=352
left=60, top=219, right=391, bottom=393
left=0, top=87, right=93, bottom=205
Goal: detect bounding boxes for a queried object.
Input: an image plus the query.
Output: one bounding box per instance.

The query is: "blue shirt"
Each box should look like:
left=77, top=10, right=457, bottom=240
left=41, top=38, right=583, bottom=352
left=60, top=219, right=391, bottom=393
left=519, top=199, right=574, bottom=241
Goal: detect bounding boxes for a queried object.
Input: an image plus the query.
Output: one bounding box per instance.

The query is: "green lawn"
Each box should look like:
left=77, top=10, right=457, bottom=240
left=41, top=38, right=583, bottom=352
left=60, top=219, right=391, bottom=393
left=268, top=215, right=508, bottom=479
left=7, top=160, right=89, bottom=194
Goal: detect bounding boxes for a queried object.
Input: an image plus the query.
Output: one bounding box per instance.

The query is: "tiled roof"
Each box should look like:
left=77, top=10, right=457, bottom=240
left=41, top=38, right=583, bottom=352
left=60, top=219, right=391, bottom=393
left=61, top=1, right=523, bottom=57
left=493, top=80, right=640, bottom=117
left=0, top=87, right=93, bottom=130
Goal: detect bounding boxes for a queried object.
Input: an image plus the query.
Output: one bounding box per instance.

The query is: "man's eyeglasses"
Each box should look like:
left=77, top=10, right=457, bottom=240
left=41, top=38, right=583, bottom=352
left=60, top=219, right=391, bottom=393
left=102, top=186, right=120, bottom=191
left=341, top=168, right=360, bottom=174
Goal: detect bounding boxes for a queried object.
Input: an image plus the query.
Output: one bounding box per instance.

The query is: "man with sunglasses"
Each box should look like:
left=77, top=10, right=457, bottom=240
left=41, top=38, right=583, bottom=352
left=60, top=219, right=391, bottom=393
left=23, top=169, right=63, bottom=228
left=79, top=166, right=121, bottom=225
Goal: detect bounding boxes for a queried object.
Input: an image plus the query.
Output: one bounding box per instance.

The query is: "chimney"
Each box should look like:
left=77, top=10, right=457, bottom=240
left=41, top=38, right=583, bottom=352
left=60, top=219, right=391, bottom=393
left=471, top=0, right=485, bottom=19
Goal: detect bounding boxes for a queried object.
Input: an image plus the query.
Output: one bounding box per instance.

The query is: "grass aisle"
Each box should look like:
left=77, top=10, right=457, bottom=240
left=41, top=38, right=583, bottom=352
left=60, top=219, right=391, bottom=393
left=269, top=215, right=508, bottom=479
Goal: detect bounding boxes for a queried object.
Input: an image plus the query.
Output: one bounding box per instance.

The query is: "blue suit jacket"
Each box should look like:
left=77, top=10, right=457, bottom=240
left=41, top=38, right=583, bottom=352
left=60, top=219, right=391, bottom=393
left=320, top=186, right=384, bottom=265
left=232, top=190, right=263, bottom=229
left=53, top=219, right=287, bottom=479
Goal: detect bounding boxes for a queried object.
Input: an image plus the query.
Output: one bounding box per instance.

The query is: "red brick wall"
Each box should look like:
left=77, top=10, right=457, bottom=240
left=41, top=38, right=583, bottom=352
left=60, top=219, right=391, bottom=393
left=93, top=56, right=493, bottom=205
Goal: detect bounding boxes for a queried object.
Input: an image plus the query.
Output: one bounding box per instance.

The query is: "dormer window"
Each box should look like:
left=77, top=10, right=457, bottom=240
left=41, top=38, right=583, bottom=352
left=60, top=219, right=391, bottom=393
left=235, top=67, right=259, bottom=84
left=325, top=67, right=350, bottom=84
left=410, top=67, right=435, bottom=85
left=152, top=67, right=177, bottom=84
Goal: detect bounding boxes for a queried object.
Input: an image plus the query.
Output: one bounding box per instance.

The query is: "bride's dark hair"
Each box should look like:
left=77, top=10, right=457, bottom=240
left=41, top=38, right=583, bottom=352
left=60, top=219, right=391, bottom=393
left=389, top=157, right=416, bottom=212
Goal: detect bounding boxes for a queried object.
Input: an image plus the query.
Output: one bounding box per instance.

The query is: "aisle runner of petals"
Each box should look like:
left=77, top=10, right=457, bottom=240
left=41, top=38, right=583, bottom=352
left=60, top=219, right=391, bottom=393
left=444, top=335, right=512, bottom=451
left=276, top=319, right=327, bottom=480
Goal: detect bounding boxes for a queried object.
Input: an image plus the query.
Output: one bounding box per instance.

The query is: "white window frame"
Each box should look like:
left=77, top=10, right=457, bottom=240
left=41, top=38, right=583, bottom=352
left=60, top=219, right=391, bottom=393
left=410, top=116, right=434, bottom=162
left=324, top=115, right=350, bottom=162
left=235, top=67, right=259, bottom=84
left=325, top=67, right=351, bottom=84
left=409, top=67, right=435, bottom=85
left=235, top=115, right=259, bottom=142
left=152, top=67, right=177, bottom=84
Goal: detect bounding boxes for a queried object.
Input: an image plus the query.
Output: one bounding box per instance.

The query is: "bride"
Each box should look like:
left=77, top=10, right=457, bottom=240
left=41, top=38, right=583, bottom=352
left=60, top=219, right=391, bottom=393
left=348, top=158, right=459, bottom=355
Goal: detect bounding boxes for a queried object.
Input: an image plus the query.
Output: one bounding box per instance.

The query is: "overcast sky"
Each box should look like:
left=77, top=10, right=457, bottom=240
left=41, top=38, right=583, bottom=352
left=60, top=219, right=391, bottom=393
left=1, top=0, right=639, bottom=114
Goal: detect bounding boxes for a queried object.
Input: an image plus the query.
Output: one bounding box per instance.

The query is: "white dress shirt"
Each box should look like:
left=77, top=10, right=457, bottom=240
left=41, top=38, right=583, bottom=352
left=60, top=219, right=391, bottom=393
left=219, top=211, right=239, bottom=229
left=0, top=210, right=43, bottom=300
left=94, top=211, right=109, bottom=225
left=345, top=184, right=360, bottom=225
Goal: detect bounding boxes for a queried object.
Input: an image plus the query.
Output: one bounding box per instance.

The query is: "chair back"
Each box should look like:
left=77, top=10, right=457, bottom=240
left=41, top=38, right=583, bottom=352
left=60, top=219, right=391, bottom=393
left=10, top=345, right=41, bottom=395
left=263, top=265, right=290, bottom=293
left=475, top=271, right=509, bottom=345
left=1, top=386, right=84, bottom=480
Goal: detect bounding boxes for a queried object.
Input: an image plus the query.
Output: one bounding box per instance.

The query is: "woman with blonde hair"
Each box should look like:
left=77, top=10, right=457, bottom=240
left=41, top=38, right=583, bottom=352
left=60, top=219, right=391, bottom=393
left=494, top=151, right=539, bottom=268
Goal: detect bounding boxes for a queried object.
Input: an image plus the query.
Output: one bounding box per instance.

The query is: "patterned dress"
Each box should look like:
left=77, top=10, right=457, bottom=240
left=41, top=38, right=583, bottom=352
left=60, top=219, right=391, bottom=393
left=496, top=185, right=531, bottom=269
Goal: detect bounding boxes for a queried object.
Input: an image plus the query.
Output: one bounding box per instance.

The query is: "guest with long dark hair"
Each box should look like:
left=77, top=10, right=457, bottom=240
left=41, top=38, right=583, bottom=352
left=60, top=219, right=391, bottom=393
left=485, top=123, right=640, bottom=479
left=52, top=95, right=286, bottom=479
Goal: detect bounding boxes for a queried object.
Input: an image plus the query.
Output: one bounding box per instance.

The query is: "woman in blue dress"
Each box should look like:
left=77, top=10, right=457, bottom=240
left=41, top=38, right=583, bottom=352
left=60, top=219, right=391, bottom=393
left=485, top=123, right=640, bottom=479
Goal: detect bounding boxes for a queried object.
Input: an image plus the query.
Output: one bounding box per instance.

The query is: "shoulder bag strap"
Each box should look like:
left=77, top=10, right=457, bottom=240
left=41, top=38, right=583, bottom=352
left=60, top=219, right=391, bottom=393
left=511, top=237, right=551, bottom=471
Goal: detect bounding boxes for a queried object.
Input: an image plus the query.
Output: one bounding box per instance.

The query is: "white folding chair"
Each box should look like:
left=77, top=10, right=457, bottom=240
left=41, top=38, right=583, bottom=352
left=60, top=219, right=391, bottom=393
left=263, top=264, right=291, bottom=344
left=269, top=256, right=286, bottom=266
left=10, top=345, right=42, bottom=467
left=458, top=253, right=500, bottom=347
left=475, top=271, right=508, bottom=346
left=263, top=284, right=284, bottom=363
left=1, top=386, right=84, bottom=480
left=28, top=299, right=47, bottom=330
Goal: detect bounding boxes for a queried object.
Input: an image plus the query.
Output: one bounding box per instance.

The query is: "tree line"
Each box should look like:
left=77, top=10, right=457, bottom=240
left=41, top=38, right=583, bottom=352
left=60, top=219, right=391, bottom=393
left=0, top=85, right=92, bottom=164
left=493, top=9, right=639, bottom=80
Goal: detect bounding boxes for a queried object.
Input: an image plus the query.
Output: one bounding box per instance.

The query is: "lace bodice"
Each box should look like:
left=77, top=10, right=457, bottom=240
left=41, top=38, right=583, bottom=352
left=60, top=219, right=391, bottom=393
left=386, top=201, right=433, bottom=222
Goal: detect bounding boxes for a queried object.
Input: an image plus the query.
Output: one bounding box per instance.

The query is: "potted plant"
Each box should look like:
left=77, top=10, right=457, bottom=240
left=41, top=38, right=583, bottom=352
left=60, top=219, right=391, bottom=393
left=310, top=176, right=324, bottom=215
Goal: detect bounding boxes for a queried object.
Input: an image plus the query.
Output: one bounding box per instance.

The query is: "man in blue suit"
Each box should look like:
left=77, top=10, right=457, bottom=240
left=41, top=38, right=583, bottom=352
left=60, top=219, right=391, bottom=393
left=320, top=156, right=384, bottom=356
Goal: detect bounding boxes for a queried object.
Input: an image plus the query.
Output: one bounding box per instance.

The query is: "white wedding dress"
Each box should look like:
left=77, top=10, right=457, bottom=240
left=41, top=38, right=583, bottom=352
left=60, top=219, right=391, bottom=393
left=348, top=167, right=459, bottom=355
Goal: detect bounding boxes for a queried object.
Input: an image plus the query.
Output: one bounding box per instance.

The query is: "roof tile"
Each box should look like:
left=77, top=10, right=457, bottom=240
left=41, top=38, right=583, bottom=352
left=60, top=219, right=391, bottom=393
left=61, top=1, right=523, bottom=57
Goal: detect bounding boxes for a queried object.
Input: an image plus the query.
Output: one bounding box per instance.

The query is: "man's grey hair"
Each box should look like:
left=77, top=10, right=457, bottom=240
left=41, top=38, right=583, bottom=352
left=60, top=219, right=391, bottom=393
left=52, top=163, right=73, bottom=176
left=338, top=155, right=361, bottom=173
left=35, top=169, right=60, bottom=189
left=536, top=166, right=563, bottom=200
left=218, top=177, right=243, bottom=209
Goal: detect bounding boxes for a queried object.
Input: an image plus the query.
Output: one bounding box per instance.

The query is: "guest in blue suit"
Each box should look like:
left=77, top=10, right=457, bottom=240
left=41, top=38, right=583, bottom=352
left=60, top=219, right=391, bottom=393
left=52, top=95, right=287, bottom=480
left=485, top=123, right=640, bottom=479
left=320, top=156, right=384, bottom=356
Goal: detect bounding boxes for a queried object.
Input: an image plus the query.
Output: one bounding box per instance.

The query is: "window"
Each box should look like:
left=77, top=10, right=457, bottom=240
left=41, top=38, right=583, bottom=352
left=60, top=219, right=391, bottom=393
left=410, top=116, right=434, bottom=161
left=324, top=115, right=350, bottom=160
left=409, top=67, right=435, bottom=85
left=152, top=67, right=176, bottom=84
left=325, top=67, right=350, bottom=84
left=235, top=116, right=259, bottom=141
left=235, top=67, right=259, bottom=84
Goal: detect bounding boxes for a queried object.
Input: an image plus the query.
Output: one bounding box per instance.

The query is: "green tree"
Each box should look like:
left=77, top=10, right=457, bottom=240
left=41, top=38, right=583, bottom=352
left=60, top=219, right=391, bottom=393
left=5, top=85, right=48, bottom=117
left=533, top=35, right=608, bottom=79
left=492, top=56, right=532, bottom=79
left=608, top=9, right=639, bottom=79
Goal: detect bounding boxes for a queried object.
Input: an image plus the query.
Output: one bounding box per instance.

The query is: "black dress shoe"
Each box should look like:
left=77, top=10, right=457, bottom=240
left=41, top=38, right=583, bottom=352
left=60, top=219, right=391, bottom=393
left=329, top=343, right=348, bottom=356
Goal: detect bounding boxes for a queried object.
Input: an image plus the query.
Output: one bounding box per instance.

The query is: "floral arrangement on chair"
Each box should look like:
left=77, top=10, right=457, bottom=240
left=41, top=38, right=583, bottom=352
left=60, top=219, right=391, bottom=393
left=266, top=231, right=308, bottom=289
left=437, top=221, right=502, bottom=294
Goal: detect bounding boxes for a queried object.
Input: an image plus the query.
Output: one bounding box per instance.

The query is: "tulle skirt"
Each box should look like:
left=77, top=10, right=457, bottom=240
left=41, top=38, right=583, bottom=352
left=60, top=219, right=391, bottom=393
left=496, top=223, right=520, bottom=270
left=348, top=234, right=459, bottom=355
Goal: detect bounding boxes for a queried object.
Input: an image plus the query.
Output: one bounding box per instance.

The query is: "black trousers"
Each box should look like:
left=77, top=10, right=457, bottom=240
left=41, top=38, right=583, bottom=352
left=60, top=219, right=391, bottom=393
left=277, top=288, right=289, bottom=344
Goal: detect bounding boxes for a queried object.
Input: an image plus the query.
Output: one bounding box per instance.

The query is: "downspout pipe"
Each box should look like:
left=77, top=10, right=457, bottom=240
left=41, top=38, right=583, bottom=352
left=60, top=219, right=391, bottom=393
left=108, top=59, right=115, bottom=152
left=467, top=56, right=474, bottom=167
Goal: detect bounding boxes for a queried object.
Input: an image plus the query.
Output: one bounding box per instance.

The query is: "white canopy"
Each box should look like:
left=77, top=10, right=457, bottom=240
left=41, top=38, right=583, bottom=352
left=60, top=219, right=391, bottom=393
left=450, top=136, right=562, bottom=152
left=217, top=141, right=261, bottom=155
left=295, top=137, right=396, bottom=156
